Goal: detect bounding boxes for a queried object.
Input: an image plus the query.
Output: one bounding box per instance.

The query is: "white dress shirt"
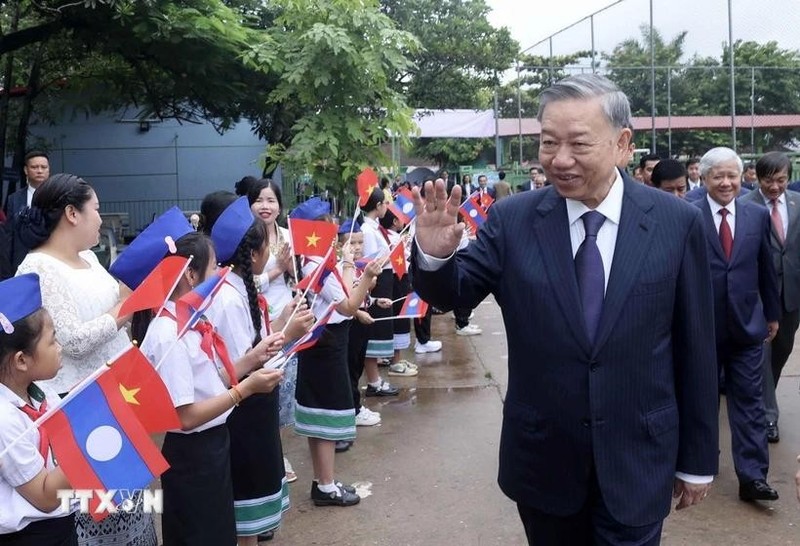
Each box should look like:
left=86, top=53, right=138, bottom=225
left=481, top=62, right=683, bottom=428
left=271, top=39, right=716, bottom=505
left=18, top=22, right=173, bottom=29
left=706, top=195, right=736, bottom=238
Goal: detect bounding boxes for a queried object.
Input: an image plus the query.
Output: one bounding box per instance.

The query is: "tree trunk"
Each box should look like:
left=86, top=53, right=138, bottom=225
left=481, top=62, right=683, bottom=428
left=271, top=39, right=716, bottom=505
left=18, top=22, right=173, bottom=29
left=11, top=43, right=44, bottom=177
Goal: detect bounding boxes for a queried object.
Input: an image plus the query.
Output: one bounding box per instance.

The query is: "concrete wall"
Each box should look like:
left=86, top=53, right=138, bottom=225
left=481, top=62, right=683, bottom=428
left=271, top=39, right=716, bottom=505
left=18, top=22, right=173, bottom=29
left=29, top=107, right=268, bottom=230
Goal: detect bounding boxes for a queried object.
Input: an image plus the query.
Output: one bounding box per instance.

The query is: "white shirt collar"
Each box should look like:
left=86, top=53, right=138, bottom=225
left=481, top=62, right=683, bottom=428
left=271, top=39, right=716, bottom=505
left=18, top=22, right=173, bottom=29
left=566, top=169, right=624, bottom=227
left=706, top=194, right=736, bottom=217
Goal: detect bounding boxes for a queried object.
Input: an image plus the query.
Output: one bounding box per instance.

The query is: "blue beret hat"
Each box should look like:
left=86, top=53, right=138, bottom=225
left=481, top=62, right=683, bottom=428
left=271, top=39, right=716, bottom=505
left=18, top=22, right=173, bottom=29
left=289, top=197, right=331, bottom=221
left=0, top=274, right=42, bottom=334
left=211, top=196, right=255, bottom=263
left=109, top=207, right=193, bottom=289
left=337, top=218, right=361, bottom=235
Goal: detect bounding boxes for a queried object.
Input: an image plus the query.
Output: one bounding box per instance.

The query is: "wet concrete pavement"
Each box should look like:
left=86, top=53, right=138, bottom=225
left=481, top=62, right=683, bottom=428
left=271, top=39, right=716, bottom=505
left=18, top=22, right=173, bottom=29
left=271, top=297, right=800, bottom=545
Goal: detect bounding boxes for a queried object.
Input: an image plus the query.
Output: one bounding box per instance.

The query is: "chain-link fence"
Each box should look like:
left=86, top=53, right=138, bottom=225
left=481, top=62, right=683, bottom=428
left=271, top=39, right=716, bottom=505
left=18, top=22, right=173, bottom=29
left=513, top=0, right=800, bottom=157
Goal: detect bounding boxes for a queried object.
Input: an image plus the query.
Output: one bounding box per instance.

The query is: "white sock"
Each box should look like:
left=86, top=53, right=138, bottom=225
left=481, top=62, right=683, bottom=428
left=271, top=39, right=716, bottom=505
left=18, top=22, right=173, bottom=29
left=317, top=481, right=339, bottom=494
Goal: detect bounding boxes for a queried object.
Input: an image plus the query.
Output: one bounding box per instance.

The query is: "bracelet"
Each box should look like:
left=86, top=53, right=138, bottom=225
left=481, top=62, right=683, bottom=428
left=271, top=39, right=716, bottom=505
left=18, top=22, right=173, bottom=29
left=227, top=389, right=240, bottom=406
left=231, top=384, right=244, bottom=404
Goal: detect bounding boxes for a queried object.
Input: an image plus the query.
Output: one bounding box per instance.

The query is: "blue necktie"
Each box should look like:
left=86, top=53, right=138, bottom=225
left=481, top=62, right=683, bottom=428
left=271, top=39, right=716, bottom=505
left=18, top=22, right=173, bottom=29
left=575, top=211, right=606, bottom=344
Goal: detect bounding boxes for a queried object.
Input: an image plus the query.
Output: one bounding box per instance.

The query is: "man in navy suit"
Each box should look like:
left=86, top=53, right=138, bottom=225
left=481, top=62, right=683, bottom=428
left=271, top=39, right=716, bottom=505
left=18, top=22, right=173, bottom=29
left=3, top=150, right=50, bottom=273
left=411, top=74, right=718, bottom=545
left=694, top=147, right=781, bottom=503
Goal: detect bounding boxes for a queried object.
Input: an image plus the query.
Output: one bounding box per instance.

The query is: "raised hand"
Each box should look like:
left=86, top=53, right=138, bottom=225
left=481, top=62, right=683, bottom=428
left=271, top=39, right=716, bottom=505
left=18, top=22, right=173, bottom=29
left=412, top=179, right=464, bottom=258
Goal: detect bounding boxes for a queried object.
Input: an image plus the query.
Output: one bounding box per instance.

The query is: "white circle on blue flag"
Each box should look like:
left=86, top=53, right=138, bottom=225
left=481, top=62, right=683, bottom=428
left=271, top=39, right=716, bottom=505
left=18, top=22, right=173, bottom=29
left=402, top=202, right=413, bottom=214
left=469, top=209, right=478, bottom=218
left=86, top=425, right=123, bottom=462
left=409, top=297, right=419, bottom=306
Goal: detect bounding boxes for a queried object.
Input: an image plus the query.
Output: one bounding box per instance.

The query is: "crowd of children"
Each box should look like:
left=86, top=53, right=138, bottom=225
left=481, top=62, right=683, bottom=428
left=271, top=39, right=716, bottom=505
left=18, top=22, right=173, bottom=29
left=0, top=173, right=435, bottom=545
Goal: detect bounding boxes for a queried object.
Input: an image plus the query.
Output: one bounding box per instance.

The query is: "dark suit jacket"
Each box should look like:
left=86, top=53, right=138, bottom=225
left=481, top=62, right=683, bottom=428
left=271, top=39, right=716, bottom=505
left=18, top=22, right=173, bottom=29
left=413, top=175, right=719, bottom=526
left=694, top=198, right=780, bottom=345
left=739, top=189, right=800, bottom=313
left=4, top=187, right=30, bottom=273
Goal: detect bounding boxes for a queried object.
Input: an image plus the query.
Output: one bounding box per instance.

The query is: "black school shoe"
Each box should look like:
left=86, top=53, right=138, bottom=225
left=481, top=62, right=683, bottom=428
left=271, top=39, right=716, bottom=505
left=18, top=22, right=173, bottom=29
left=311, top=481, right=360, bottom=506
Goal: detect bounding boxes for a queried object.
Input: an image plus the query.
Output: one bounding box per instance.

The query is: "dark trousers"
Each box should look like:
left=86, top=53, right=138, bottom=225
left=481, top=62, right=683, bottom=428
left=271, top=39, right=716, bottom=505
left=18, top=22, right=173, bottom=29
left=0, top=515, right=78, bottom=546
left=414, top=306, right=432, bottom=344
left=347, top=318, right=370, bottom=411
left=719, top=342, right=769, bottom=483
left=454, top=306, right=472, bottom=329
left=516, top=472, right=663, bottom=546
left=762, top=308, right=800, bottom=423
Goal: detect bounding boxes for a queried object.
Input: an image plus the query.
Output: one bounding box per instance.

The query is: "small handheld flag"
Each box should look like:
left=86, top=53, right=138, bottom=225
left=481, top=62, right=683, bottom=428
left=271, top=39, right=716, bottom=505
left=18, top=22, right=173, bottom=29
left=176, top=267, right=230, bottom=333
left=118, top=256, right=189, bottom=317
left=390, top=241, right=407, bottom=279
left=289, top=219, right=338, bottom=257
left=460, top=195, right=488, bottom=232
left=106, top=346, right=181, bottom=433
left=41, top=370, right=169, bottom=519
left=357, top=169, right=379, bottom=207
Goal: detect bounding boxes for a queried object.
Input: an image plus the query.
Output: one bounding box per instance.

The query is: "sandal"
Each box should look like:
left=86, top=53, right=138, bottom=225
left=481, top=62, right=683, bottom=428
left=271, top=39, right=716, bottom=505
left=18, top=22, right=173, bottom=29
left=284, top=457, right=297, bottom=483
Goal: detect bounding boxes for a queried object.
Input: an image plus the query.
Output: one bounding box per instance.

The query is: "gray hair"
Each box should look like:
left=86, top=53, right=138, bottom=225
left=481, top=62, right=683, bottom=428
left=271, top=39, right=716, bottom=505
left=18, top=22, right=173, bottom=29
left=537, top=74, right=632, bottom=130
left=699, top=147, right=743, bottom=177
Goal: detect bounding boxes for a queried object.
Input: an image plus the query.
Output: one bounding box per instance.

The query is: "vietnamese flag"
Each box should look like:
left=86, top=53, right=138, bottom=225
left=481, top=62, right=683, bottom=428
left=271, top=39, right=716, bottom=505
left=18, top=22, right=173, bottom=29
left=390, top=241, right=407, bottom=279
left=106, top=346, right=181, bottom=433
left=118, top=256, right=189, bottom=318
left=289, top=218, right=338, bottom=257
left=357, top=168, right=378, bottom=207
left=42, top=370, right=169, bottom=519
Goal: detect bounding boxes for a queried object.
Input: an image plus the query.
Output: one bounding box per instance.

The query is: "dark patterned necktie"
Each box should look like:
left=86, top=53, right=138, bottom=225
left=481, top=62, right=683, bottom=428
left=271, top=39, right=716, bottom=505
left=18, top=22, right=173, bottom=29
left=575, top=211, right=606, bottom=344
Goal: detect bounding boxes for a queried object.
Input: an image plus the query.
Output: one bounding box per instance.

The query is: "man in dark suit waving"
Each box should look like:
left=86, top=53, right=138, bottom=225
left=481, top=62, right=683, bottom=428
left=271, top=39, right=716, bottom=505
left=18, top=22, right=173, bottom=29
left=411, top=74, right=718, bottom=545
left=694, top=147, right=781, bottom=503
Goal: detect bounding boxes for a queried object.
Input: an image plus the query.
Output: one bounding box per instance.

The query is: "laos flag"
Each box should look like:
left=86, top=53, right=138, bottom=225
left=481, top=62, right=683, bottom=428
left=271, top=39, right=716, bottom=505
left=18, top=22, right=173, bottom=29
left=41, top=370, right=169, bottom=520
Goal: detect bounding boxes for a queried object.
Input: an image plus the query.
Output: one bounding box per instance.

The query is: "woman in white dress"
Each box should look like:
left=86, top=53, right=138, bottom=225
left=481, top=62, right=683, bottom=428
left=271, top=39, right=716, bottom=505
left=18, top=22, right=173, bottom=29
left=15, top=173, right=157, bottom=545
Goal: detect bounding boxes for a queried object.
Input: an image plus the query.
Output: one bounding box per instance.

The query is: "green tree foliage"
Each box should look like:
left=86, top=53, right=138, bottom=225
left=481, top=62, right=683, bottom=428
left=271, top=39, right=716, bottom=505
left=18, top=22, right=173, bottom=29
left=379, top=0, right=517, bottom=168
left=0, top=0, right=418, bottom=196
left=602, top=27, right=800, bottom=154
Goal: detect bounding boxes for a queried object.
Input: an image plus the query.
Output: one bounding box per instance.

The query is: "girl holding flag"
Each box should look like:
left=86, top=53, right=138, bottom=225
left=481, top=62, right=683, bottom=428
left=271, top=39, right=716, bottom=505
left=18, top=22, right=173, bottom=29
left=289, top=198, right=383, bottom=507
left=204, top=196, right=311, bottom=545
left=360, top=188, right=401, bottom=396
left=0, top=274, right=77, bottom=545
left=124, top=220, right=285, bottom=545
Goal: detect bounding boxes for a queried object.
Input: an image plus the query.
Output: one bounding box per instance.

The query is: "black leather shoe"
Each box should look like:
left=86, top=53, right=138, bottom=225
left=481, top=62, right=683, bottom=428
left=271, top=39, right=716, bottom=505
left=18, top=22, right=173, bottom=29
left=739, top=479, right=779, bottom=501
left=311, top=482, right=360, bottom=506
left=767, top=422, right=780, bottom=443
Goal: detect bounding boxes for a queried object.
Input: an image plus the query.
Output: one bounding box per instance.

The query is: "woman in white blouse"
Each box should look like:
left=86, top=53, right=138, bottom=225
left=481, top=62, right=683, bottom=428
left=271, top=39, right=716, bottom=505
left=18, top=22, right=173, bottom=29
left=15, top=173, right=157, bottom=546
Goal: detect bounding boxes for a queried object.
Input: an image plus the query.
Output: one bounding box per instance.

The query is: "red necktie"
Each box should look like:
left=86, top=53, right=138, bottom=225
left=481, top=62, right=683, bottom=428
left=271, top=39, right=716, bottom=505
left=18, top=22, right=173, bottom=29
left=193, top=320, right=239, bottom=386
left=257, top=294, right=271, bottom=335
left=719, top=209, right=733, bottom=261
left=19, top=400, right=50, bottom=461
left=770, top=199, right=785, bottom=245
